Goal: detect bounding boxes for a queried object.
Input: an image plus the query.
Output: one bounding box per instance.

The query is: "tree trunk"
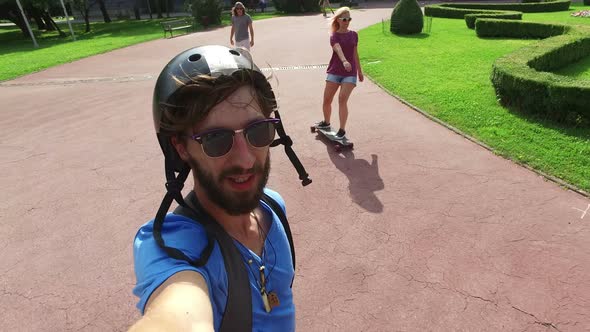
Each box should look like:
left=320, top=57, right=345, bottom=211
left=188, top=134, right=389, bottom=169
left=41, top=12, right=55, bottom=31
left=7, top=11, right=30, bottom=38
left=146, top=0, right=153, bottom=19
left=84, top=7, right=90, bottom=32
left=156, top=0, right=162, bottom=18
left=96, top=0, right=112, bottom=23
left=44, top=12, right=66, bottom=37
left=75, top=1, right=91, bottom=33
left=133, top=2, right=141, bottom=20
left=27, top=6, right=46, bottom=30
left=165, top=0, right=169, bottom=18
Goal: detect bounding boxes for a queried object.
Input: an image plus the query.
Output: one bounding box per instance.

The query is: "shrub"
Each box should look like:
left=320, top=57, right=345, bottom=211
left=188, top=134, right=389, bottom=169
left=464, top=11, right=521, bottom=29
left=189, top=0, right=223, bottom=25
left=390, top=0, right=423, bottom=34
left=475, top=18, right=569, bottom=38
left=424, top=0, right=571, bottom=18
left=340, top=0, right=360, bottom=7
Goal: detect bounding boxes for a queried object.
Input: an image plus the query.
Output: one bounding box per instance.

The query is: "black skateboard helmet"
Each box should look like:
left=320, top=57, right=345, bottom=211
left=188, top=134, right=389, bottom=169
left=153, top=45, right=277, bottom=172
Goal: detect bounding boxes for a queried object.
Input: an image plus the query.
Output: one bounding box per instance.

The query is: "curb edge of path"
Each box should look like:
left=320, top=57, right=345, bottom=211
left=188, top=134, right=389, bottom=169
left=366, top=75, right=590, bottom=199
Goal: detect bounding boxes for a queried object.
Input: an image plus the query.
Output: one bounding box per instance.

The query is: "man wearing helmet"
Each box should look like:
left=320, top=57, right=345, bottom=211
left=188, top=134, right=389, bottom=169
left=129, top=45, right=308, bottom=331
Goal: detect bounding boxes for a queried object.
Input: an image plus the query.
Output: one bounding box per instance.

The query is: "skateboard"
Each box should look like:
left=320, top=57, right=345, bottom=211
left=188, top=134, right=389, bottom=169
left=310, top=125, right=354, bottom=152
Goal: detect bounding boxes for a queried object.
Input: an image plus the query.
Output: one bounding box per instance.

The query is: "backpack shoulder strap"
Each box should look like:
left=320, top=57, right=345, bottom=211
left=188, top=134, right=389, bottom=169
left=262, top=193, right=296, bottom=273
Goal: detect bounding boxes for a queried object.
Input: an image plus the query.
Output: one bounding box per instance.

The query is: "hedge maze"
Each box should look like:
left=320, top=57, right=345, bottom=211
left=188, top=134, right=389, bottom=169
left=424, top=0, right=590, bottom=124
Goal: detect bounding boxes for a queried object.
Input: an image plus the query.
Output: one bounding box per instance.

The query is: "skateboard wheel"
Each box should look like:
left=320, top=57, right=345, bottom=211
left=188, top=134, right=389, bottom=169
left=334, top=145, right=341, bottom=152
left=310, top=126, right=316, bottom=133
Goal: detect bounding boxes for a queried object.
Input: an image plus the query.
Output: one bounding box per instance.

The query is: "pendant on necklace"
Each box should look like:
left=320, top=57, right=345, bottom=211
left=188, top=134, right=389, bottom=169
left=268, top=291, right=280, bottom=309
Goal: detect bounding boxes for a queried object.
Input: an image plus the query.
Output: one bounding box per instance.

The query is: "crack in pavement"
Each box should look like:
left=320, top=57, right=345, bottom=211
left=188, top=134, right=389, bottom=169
left=512, top=305, right=561, bottom=331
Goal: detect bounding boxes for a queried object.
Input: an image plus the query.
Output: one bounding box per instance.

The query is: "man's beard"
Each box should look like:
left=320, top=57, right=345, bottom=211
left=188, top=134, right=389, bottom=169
left=187, top=154, right=271, bottom=216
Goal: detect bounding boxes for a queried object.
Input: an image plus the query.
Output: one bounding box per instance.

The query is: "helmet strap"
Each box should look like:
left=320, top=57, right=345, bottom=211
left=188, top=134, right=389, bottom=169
left=270, top=111, right=312, bottom=186
left=152, top=160, right=214, bottom=267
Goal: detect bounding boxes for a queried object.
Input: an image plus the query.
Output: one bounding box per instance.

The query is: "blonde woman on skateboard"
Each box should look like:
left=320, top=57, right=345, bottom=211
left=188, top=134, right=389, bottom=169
left=316, top=7, right=364, bottom=139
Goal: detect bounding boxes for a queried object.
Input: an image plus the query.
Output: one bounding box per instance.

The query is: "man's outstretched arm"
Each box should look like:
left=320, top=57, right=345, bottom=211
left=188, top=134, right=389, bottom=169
left=129, top=271, right=214, bottom=332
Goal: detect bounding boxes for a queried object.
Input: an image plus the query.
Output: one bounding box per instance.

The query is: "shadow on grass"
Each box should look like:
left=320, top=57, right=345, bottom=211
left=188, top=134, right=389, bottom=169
left=505, top=104, right=590, bottom=141
left=394, top=32, right=430, bottom=39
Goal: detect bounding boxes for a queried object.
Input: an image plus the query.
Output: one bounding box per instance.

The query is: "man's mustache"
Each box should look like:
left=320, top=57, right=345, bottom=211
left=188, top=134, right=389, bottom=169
left=219, top=163, right=264, bottom=178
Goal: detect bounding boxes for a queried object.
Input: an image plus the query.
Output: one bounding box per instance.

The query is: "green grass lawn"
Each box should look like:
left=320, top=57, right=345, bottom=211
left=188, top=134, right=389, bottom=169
left=359, top=5, right=590, bottom=193
left=0, top=11, right=280, bottom=82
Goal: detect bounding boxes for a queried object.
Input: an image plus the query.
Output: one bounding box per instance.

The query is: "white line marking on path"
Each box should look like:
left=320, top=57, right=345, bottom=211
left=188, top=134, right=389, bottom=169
left=573, top=204, right=589, bottom=219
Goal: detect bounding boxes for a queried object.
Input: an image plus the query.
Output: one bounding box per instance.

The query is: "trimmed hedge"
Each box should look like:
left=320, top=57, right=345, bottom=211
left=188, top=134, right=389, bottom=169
left=481, top=20, right=590, bottom=123
left=424, top=0, right=570, bottom=18
left=465, top=11, right=521, bottom=29
left=475, top=19, right=569, bottom=38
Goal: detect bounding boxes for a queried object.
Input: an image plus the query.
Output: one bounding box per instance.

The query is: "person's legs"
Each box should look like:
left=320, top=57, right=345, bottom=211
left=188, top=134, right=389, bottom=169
left=337, top=82, right=355, bottom=134
left=236, top=39, right=250, bottom=50
left=322, top=80, right=340, bottom=126
left=326, top=0, right=334, bottom=14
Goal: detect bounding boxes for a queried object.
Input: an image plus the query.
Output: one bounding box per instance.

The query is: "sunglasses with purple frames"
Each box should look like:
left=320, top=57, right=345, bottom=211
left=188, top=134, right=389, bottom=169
left=186, top=118, right=280, bottom=158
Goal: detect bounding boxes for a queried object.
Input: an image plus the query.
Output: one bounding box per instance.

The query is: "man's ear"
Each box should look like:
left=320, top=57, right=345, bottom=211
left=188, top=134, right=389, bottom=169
left=170, top=136, right=189, bottom=161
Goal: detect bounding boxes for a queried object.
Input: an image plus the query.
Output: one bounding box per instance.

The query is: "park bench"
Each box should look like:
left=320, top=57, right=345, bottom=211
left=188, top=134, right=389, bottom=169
left=160, top=19, right=193, bottom=38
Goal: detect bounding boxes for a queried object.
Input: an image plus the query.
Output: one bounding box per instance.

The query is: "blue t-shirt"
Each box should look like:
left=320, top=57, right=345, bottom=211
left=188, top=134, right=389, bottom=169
left=133, top=189, right=295, bottom=331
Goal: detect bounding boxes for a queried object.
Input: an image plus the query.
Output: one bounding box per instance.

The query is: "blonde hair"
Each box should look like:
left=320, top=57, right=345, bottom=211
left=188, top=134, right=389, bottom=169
left=330, top=7, right=351, bottom=33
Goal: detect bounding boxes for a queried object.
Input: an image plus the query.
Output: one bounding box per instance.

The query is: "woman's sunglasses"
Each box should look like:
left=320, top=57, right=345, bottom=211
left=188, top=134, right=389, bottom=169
left=186, top=118, right=280, bottom=158
left=338, top=17, right=352, bottom=22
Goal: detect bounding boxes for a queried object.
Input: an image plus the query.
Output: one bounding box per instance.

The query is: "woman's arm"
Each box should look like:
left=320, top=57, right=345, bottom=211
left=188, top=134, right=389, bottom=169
left=333, top=43, right=352, bottom=72
left=249, top=22, right=254, bottom=47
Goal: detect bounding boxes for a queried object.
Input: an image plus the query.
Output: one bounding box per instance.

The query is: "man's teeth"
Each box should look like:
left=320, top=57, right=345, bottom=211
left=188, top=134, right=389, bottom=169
left=232, top=176, right=250, bottom=183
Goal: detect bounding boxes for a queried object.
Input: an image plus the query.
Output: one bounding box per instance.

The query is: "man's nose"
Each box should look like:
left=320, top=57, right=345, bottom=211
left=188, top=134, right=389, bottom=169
left=228, top=132, right=256, bottom=168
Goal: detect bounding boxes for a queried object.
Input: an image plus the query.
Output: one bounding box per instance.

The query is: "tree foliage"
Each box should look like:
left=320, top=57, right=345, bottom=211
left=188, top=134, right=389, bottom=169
left=272, top=0, right=319, bottom=13
left=188, top=0, right=222, bottom=25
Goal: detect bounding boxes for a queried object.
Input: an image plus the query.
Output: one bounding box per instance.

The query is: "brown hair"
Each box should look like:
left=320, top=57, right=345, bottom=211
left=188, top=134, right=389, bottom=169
left=159, top=71, right=276, bottom=137
left=231, top=2, right=247, bottom=16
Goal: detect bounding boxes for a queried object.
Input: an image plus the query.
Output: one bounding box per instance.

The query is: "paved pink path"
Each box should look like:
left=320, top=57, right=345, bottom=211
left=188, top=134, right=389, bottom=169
left=1, top=5, right=589, bottom=331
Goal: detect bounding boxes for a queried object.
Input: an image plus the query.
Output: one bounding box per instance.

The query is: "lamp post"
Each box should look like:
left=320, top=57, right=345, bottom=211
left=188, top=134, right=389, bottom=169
left=59, top=0, right=76, bottom=40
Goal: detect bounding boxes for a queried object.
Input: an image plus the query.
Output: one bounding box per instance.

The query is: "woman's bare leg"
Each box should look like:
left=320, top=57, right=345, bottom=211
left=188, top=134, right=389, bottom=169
left=323, top=81, right=340, bottom=124
left=337, top=83, right=355, bottom=131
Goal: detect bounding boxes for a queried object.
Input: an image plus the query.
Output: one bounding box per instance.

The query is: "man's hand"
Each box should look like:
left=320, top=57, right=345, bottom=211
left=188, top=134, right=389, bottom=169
left=230, top=39, right=234, bottom=46
left=250, top=40, right=254, bottom=47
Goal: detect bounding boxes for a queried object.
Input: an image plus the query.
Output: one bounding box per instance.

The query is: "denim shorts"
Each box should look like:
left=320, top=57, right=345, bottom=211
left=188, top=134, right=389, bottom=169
left=326, top=73, right=357, bottom=85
